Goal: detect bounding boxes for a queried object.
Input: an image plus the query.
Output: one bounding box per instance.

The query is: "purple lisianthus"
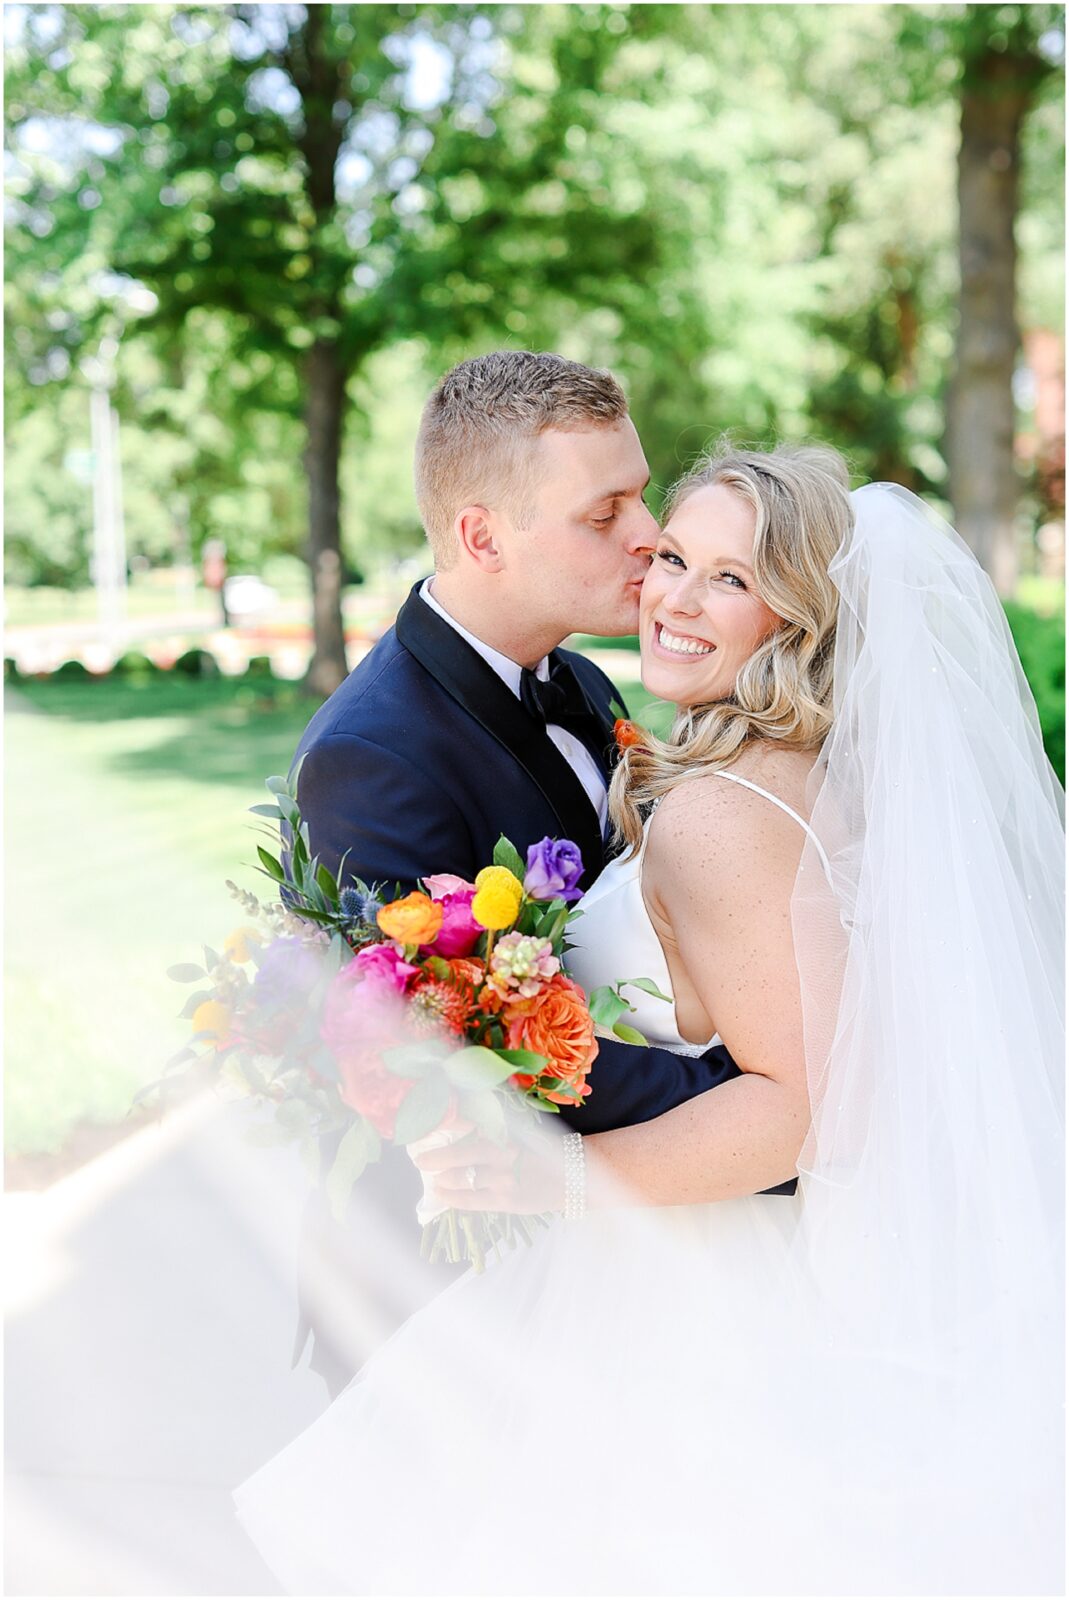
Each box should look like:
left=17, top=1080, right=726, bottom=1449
left=252, top=937, right=325, bottom=1008
left=523, top=837, right=584, bottom=903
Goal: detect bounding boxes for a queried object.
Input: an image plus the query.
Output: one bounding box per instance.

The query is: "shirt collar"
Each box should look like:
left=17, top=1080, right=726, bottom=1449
left=418, top=577, right=550, bottom=693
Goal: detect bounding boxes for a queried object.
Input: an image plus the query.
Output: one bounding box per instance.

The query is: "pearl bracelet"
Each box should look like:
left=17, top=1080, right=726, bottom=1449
left=562, top=1131, right=586, bottom=1221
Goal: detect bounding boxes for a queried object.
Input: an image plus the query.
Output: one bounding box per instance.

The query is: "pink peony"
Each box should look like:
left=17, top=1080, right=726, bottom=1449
left=352, top=942, right=420, bottom=992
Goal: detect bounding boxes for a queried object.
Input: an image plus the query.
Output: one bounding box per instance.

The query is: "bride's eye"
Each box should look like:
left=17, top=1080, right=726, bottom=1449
left=657, top=548, right=684, bottom=568
left=717, top=569, right=747, bottom=590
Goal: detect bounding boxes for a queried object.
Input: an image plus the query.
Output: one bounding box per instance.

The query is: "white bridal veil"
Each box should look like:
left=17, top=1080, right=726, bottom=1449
left=234, top=484, right=1064, bottom=1597
left=791, top=482, right=1064, bottom=1562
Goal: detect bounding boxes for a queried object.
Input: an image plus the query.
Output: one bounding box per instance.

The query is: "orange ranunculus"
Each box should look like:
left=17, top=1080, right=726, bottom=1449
left=377, top=892, right=444, bottom=946
left=504, top=974, right=598, bottom=1104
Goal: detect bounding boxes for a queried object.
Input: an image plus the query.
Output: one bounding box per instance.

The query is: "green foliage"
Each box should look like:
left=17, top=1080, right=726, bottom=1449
left=1004, top=599, right=1066, bottom=781
left=3, top=2, right=1064, bottom=589
left=173, top=646, right=219, bottom=677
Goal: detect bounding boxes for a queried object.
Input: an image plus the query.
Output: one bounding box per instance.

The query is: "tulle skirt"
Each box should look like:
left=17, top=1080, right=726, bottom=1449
left=234, top=1190, right=1063, bottom=1596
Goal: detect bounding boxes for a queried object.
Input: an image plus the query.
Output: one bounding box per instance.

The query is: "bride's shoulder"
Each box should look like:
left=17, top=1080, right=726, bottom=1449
left=647, top=744, right=819, bottom=871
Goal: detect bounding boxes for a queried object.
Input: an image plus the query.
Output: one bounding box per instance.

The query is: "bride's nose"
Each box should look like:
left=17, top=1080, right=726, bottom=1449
left=664, top=574, right=705, bottom=616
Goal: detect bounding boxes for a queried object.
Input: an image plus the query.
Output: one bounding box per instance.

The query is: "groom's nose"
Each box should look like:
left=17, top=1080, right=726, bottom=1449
left=624, top=500, right=660, bottom=556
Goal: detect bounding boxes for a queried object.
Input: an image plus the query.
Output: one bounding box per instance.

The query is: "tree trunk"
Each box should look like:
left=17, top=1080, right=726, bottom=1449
left=303, top=338, right=349, bottom=697
left=947, top=47, right=1039, bottom=595
left=290, top=7, right=351, bottom=698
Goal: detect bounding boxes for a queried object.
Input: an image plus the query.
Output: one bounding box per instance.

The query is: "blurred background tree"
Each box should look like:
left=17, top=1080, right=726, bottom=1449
left=5, top=3, right=1064, bottom=637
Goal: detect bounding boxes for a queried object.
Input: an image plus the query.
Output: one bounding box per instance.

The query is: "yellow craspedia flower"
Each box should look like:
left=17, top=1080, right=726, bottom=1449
left=376, top=892, right=444, bottom=946
left=224, top=926, right=262, bottom=965
left=192, top=1000, right=231, bottom=1043
left=471, top=867, right=524, bottom=931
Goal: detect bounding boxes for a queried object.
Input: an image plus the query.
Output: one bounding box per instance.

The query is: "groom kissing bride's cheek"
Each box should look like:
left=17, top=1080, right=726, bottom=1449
left=235, top=349, right=1063, bottom=1597
left=287, top=350, right=798, bottom=1398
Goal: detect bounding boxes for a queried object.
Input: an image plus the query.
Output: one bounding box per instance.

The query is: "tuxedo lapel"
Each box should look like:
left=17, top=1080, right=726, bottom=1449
left=394, top=585, right=607, bottom=881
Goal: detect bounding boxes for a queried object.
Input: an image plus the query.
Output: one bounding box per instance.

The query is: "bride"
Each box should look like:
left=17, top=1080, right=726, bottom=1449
left=235, top=444, right=1064, bottom=1596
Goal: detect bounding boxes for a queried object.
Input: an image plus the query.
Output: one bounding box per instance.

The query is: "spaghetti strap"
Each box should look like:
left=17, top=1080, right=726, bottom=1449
left=709, top=770, right=835, bottom=886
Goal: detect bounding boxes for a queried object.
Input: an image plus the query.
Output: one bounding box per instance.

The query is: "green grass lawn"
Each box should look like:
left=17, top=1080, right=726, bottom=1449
left=4, top=675, right=317, bottom=1156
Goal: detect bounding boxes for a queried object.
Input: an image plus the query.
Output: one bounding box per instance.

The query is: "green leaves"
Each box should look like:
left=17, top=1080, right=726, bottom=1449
left=393, top=1074, right=453, bottom=1146
left=444, top=1046, right=519, bottom=1091
left=167, top=962, right=205, bottom=983
left=587, top=981, right=655, bottom=1046
left=381, top=1041, right=450, bottom=1079
left=256, top=845, right=285, bottom=882
left=326, top=1119, right=382, bottom=1222
left=623, top=976, right=673, bottom=1004
left=492, top=835, right=527, bottom=885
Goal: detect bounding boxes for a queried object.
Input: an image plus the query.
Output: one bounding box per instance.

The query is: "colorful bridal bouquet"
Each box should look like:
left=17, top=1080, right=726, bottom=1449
left=153, top=761, right=667, bottom=1269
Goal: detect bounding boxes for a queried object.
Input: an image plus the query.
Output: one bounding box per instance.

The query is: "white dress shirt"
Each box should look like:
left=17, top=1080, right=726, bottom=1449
left=418, top=578, right=609, bottom=834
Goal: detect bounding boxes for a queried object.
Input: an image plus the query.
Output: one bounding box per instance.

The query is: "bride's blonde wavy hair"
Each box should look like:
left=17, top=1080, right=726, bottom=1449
left=610, top=440, right=853, bottom=855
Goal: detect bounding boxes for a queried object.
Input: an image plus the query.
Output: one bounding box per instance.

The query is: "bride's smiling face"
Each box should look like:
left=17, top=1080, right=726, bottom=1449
left=640, top=483, right=783, bottom=707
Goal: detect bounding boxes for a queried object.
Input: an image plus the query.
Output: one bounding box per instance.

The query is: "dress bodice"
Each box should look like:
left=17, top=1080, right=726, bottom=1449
left=565, top=770, right=832, bottom=1055
left=565, top=811, right=718, bottom=1054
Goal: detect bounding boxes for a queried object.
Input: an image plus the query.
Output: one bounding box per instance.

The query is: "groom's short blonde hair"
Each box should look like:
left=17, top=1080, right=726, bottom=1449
left=414, top=351, right=629, bottom=569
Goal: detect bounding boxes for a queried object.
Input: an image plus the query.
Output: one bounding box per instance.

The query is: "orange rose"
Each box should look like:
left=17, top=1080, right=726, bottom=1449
left=376, top=892, right=444, bottom=946
left=504, top=974, right=598, bottom=1104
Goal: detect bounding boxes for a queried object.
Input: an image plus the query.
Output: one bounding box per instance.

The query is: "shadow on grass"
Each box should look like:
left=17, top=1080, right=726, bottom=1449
left=12, top=675, right=320, bottom=789
left=11, top=664, right=680, bottom=788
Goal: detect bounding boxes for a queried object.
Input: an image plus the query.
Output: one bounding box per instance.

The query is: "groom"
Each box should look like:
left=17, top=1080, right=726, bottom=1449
left=291, top=350, right=795, bottom=1395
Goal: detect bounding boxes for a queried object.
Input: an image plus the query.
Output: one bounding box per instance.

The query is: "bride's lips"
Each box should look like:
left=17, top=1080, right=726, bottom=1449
left=649, top=620, right=717, bottom=662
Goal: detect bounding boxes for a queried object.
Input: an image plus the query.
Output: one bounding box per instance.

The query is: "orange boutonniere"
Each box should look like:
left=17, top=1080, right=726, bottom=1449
left=614, top=717, right=647, bottom=753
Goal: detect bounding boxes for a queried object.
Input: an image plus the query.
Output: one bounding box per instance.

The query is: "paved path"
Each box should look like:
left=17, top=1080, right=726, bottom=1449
left=5, top=1096, right=330, bottom=1596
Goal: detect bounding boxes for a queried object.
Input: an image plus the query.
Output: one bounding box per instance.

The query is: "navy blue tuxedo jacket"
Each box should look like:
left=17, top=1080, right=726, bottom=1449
left=290, top=583, right=795, bottom=1392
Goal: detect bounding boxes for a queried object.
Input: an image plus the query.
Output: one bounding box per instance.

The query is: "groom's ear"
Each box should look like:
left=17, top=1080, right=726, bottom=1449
left=455, top=504, right=505, bottom=572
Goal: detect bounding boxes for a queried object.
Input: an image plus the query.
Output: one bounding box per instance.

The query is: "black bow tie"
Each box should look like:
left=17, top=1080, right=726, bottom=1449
left=519, top=659, right=593, bottom=730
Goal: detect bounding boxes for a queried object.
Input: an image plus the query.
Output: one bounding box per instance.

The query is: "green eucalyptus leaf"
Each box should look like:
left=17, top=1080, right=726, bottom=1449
left=495, top=1048, right=548, bottom=1072
left=445, top=1046, right=517, bottom=1090
left=588, top=986, right=630, bottom=1030
left=166, top=963, right=205, bottom=983
left=492, top=835, right=527, bottom=884
left=623, top=976, right=673, bottom=1004
left=326, top=1119, right=381, bottom=1221
left=459, top=1088, right=509, bottom=1144
left=393, top=1073, right=453, bottom=1145
left=613, top=1021, right=648, bottom=1046
left=249, top=803, right=283, bottom=819
left=381, top=1042, right=449, bottom=1078
left=264, top=775, right=289, bottom=796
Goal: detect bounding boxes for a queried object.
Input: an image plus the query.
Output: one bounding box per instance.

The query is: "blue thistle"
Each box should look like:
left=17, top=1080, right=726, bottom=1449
left=339, top=884, right=385, bottom=927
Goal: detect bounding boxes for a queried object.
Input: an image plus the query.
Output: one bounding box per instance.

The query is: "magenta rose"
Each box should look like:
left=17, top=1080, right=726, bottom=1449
left=426, top=888, right=481, bottom=958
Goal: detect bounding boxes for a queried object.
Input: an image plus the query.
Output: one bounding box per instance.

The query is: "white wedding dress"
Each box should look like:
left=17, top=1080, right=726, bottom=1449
left=233, top=776, right=1059, bottom=1597
left=235, top=487, right=1063, bottom=1596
